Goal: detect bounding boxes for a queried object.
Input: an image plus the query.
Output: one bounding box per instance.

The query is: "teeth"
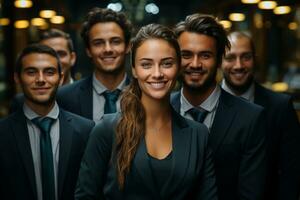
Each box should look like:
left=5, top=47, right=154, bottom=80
left=150, top=82, right=165, bottom=89
left=102, top=57, right=115, bottom=62
left=231, top=72, right=246, bottom=79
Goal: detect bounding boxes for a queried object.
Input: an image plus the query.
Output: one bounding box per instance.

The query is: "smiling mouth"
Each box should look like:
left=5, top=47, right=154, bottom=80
left=33, top=88, right=50, bottom=93
left=148, top=82, right=167, bottom=89
left=230, top=71, right=248, bottom=79
left=102, top=57, right=117, bottom=62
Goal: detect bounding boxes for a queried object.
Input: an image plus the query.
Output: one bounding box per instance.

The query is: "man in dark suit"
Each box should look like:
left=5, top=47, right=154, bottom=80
left=56, top=8, right=132, bottom=123
left=221, top=31, right=300, bottom=200
left=171, top=14, right=266, bottom=200
left=0, top=44, right=95, bottom=200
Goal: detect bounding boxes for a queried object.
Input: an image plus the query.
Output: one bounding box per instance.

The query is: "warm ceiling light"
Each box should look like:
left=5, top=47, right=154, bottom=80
left=288, top=22, right=298, bottom=30
left=14, top=0, right=33, bottom=8
left=229, top=13, right=245, bottom=21
left=272, top=82, right=288, bottom=92
left=274, top=6, right=291, bottom=15
left=14, top=20, right=29, bottom=29
left=0, top=18, right=10, bottom=26
left=219, top=20, right=232, bottom=29
left=40, top=10, right=56, bottom=18
left=258, top=1, right=277, bottom=10
left=50, top=16, right=65, bottom=24
left=31, top=18, right=46, bottom=26
left=241, top=0, right=260, bottom=4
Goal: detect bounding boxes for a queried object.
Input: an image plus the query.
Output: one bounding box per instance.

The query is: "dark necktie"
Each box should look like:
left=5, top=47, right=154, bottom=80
left=32, top=117, right=55, bottom=200
left=103, top=89, right=121, bottom=114
left=188, top=108, right=208, bottom=123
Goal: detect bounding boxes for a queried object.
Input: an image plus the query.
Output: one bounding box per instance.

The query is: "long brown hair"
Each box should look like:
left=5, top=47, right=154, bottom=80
left=115, top=23, right=181, bottom=188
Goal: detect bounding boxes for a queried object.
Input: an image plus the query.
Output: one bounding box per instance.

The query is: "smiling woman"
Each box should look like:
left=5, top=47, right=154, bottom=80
left=75, top=23, right=218, bottom=200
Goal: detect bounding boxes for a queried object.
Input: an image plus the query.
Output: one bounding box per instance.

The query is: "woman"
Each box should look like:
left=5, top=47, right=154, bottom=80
left=75, top=24, right=217, bottom=200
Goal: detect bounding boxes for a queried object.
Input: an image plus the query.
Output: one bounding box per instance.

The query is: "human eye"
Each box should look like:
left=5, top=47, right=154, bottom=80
left=111, top=38, right=123, bottom=45
left=181, top=51, right=192, bottom=59
left=140, top=62, right=152, bottom=69
left=44, top=68, right=57, bottom=76
left=224, top=54, right=236, bottom=62
left=24, top=68, right=37, bottom=76
left=241, top=53, right=253, bottom=61
left=161, top=59, right=174, bottom=68
left=91, top=39, right=104, bottom=47
left=200, top=52, right=212, bottom=60
left=56, top=50, right=67, bottom=58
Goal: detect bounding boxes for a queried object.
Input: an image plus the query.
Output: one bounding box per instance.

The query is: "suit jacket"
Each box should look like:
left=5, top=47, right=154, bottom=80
left=254, top=83, right=300, bottom=200
left=56, top=76, right=94, bottom=119
left=56, top=75, right=130, bottom=120
left=171, top=89, right=266, bottom=200
left=0, top=109, right=95, bottom=200
left=75, top=110, right=218, bottom=200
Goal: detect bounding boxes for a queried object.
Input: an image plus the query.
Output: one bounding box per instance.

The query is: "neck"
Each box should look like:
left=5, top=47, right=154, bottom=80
left=25, top=100, right=55, bottom=116
left=183, top=82, right=217, bottom=106
left=95, top=69, right=125, bottom=90
left=62, top=73, right=72, bottom=85
left=225, top=79, right=253, bottom=96
left=142, top=96, right=171, bottom=125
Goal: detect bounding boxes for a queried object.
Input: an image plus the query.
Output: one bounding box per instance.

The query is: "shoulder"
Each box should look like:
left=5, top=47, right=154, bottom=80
left=90, top=113, right=120, bottom=138
left=0, top=111, right=24, bottom=137
left=256, top=84, right=291, bottom=106
left=170, top=90, right=180, bottom=101
left=222, top=89, right=263, bottom=112
left=60, top=109, right=95, bottom=130
left=57, top=76, right=92, bottom=95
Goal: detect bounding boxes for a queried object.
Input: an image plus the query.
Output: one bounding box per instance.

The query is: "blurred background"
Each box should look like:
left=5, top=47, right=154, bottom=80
left=0, top=0, right=300, bottom=117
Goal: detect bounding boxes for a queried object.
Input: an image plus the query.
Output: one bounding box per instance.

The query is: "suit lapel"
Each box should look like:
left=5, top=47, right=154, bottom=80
left=170, top=91, right=181, bottom=113
left=57, top=111, right=73, bottom=199
left=209, top=90, right=236, bottom=152
left=254, top=83, right=268, bottom=108
left=12, top=111, right=37, bottom=199
left=160, top=110, right=190, bottom=198
left=79, top=76, right=93, bottom=119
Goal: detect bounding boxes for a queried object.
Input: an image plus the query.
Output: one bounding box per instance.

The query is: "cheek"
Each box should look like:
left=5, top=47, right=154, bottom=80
left=181, top=59, right=190, bottom=67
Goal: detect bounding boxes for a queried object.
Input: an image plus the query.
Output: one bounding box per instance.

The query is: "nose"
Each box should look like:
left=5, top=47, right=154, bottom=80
left=104, top=41, right=113, bottom=52
left=233, top=57, right=243, bottom=69
left=190, top=55, right=201, bottom=68
left=153, top=65, right=163, bottom=78
left=35, top=71, right=45, bottom=84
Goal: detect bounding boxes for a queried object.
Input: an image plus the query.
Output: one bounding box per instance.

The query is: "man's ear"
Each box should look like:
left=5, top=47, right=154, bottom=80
left=70, top=52, right=76, bottom=67
left=59, top=71, right=65, bottom=86
left=14, top=73, right=20, bottom=84
left=125, top=42, right=131, bottom=54
left=85, top=48, right=92, bottom=58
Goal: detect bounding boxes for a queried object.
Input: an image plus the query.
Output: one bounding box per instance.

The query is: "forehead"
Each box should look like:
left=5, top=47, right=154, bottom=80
left=22, top=53, right=58, bottom=69
left=178, top=31, right=217, bottom=53
left=135, top=39, right=176, bottom=59
left=40, top=37, right=69, bottom=51
left=228, top=36, right=252, bottom=54
left=89, top=22, right=124, bottom=40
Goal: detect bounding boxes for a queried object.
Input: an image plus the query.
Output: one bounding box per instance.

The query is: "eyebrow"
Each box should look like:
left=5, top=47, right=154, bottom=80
left=139, top=57, right=175, bottom=61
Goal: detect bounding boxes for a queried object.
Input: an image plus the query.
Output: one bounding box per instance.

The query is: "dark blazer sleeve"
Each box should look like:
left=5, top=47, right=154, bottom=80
left=239, top=108, right=266, bottom=200
left=278, top=97, right=300, bottom=200
left=9, top=93, right=24, bottom=113
left=75, top=114, right=116, bottom=200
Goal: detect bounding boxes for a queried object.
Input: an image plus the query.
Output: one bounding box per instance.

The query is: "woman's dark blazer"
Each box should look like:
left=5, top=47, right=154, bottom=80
left=75, top=109, right=218, bottom=200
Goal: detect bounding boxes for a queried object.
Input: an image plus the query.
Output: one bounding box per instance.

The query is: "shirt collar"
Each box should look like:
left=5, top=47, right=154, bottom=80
left=221, top=79, right=255, bottom=102
left=23, top=101, right=60, bottom=120
left=181, top=85, right=221, bottom=113
left=92, top=73, right=128, bottom=95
